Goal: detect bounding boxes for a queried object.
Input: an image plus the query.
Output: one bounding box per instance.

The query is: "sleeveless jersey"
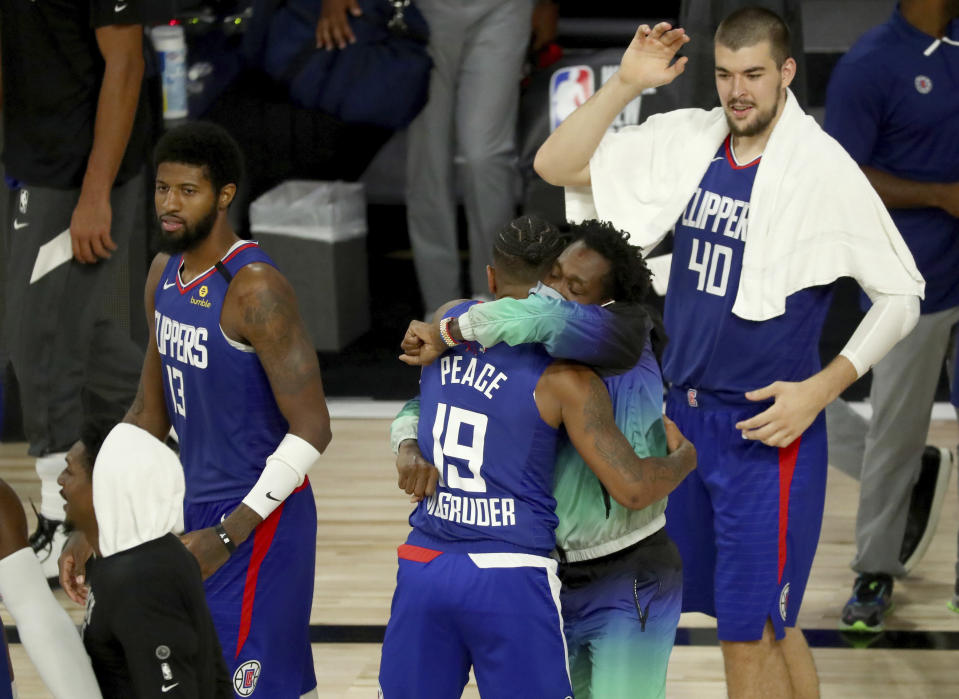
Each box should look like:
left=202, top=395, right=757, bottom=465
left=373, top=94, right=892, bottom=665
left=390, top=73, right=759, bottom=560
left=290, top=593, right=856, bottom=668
left=553, top=341, right=668, bottom=561
left=662, top=136, right=832, bottom=399
left=409, top=301, right=560, bottom=556
left=153, top=240, right=288, bottom=504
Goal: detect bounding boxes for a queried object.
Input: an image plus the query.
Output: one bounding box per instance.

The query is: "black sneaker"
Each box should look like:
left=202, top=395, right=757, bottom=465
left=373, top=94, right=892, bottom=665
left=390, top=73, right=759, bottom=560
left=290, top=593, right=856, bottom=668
left=899, top=446, right=953, bottom=573
left=839, top=573, right=894, bottom=633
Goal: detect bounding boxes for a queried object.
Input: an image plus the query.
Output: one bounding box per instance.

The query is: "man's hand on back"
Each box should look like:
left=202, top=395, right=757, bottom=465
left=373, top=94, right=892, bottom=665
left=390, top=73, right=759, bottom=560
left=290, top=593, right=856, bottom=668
left=396, top=439, right=438, bottom=503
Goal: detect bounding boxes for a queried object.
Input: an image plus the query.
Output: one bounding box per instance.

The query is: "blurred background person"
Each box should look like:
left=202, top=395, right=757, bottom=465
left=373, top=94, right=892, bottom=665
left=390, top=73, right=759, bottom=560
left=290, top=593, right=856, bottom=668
left=822, top=0, right=959, bottom=634
left=0, top=0, right=154, bottom=580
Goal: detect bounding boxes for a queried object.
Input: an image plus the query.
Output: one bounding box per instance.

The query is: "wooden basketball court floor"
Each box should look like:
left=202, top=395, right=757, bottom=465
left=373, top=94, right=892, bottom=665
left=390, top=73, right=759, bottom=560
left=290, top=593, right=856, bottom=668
left=2, top=410, right=957, bottom=698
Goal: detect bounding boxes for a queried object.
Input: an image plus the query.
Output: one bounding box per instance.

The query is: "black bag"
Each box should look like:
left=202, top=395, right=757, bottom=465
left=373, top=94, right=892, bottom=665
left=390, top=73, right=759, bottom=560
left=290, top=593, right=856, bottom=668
left=254, top=0, right=432, bottom=130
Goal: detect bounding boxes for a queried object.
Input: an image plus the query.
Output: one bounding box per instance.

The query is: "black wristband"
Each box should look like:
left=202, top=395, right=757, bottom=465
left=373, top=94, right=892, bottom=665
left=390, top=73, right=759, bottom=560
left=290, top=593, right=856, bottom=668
left=214, top=522, right=237, bottom=555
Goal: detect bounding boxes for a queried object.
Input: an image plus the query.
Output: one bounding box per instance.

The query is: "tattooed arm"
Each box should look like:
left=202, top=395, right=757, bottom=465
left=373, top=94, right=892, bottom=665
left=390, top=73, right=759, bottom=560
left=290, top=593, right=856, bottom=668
left=180, top=262, right=332, bottom=576
left=123, top=253, right=172, bottom=439
left=222, top=262, right=332, bottom=451
left=536, top=361, right=696, bottom=510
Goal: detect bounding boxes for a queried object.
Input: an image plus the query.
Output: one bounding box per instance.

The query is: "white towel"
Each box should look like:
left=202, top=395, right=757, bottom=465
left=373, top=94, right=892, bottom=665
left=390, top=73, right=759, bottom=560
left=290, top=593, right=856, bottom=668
left=567, top=88, right=925, bottom=320
left=93, top=424, right=185, bottom=558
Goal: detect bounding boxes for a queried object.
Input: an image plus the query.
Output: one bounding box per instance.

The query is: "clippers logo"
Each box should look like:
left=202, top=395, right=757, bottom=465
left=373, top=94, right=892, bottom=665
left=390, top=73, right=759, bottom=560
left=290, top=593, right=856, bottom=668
left=686, top=388, right=698, bottom=408
left=779, top=582, right=790, bottom=621
left=549, top=66, right=594, bottom=132
left=18, top=189, right=28, bottom=214
left=914, top=75, right=932, bottom=94
left=233, top=660, right=261, bottom=696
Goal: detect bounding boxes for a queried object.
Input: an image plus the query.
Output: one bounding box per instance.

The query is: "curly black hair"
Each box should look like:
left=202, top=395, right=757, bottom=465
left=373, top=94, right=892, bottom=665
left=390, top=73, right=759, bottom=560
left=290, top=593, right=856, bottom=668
left=491, top=215, right=569, bottom=285
left=567, top=220, right=652, bottom=303
left=154, top=121, right=244, bottom=197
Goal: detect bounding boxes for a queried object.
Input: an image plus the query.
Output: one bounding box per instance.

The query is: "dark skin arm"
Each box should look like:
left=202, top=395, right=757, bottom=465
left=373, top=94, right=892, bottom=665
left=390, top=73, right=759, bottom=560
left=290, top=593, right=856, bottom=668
left=71, top=24, right=144, bottom=264
left=861, top=166, right=959, bottom=218
left=537, top=361, right=696, bottom=510
left=396, top=438, right=438, bottom=502
left=61, top=254, right=172, bottom=603
left=182, top=263, right=332, bottom=579
left=0, top=480, right=29, bottom=561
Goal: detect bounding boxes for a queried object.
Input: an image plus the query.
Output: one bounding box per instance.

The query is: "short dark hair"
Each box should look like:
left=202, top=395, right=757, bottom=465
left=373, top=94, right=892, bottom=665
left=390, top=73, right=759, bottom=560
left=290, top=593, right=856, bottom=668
left=491, top=215, right=569, bottom=285
left=715, top=6, right=791, bottom=68
left=154, top=121, right=244, bottom=195
left=567, top=220, right=652, bottom=303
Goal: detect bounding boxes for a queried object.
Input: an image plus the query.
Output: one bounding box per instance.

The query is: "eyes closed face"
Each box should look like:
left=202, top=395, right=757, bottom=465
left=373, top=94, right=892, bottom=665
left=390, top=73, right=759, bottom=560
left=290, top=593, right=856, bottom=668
left=544, top=240, right=612, bottom=306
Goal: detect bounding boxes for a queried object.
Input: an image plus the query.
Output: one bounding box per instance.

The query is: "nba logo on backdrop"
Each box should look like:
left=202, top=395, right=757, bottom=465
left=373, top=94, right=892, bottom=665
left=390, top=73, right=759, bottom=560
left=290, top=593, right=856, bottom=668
left=550, top=66, right=594, bottom=131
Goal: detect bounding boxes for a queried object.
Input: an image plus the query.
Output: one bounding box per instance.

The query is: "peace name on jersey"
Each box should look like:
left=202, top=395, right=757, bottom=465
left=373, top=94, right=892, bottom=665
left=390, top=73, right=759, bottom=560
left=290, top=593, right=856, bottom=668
left=439, top=355, right=509, bottom=399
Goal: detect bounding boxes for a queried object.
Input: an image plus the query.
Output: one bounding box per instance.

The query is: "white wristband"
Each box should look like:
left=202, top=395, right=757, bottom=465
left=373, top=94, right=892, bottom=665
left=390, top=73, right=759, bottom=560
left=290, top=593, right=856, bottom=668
left=242, top=433, right=321, bottom=519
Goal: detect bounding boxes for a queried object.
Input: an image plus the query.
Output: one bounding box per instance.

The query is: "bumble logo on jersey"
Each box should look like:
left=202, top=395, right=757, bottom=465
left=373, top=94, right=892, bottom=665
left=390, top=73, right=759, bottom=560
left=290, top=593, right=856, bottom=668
left=154, top=311, right=209, bottom=368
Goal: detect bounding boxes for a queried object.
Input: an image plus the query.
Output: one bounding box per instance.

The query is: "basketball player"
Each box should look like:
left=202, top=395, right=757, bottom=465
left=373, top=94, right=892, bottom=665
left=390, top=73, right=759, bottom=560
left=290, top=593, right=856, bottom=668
left=61, top=122, right=331, bottom=698
left=0, top=478, right=101, bottom=698
left=58, top=421, right=231, bottom=698
left=379, top=221, right=696, bottom=698
left=534, top=9, right=924, bottom=698
left=397, top=220, right=683, bottom=698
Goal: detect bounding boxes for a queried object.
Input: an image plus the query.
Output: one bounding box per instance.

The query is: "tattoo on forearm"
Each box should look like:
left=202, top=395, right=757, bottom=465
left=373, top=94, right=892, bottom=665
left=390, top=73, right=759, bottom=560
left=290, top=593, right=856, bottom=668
left=583, top=374, right=688, bottom=484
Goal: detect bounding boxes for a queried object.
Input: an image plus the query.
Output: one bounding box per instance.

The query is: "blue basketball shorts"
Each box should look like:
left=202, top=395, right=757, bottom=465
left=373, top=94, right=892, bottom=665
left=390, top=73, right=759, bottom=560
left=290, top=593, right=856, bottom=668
left=378, top=543, right=573, bottom=699
left=665, top=388, right=827, bottom=642
left=183, top=480, right=317, bottom=697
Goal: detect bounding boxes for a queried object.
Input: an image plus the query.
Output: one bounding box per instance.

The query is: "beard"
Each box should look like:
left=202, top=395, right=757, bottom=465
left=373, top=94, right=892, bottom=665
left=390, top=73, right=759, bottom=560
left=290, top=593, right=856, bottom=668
left=155, top=205, right=217, bottom=254
left=724, top=88, right=782, bottom=138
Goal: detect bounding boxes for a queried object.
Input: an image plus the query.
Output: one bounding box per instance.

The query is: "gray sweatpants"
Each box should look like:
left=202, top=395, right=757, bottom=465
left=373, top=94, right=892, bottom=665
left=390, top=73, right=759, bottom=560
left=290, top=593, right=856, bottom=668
left=826, top=305, right=959, bottom=578
left=406, top=0, right=532, bottom=313
left=2, top=178, right=144, bottom=456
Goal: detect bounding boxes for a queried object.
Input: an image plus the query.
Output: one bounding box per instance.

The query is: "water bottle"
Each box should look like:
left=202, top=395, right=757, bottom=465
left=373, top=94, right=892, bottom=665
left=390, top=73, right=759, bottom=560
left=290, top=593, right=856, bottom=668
left=151, top=25, right=188, bottom=120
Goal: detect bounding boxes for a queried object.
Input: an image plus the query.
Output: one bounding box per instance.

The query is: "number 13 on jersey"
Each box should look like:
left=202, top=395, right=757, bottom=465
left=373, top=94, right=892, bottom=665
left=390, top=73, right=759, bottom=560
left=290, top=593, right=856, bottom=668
left=165, top=365, right=187, bottom=417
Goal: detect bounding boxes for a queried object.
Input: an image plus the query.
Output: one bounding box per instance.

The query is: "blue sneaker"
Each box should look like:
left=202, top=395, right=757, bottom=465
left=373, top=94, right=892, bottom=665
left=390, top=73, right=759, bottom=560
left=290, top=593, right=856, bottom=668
left=839, top=573, right=894, bottom=633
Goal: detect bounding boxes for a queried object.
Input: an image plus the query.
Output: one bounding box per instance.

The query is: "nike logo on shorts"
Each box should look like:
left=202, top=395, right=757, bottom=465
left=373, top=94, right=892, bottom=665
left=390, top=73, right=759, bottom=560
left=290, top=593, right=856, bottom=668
left=161, top=683, right=179, bottom=693
left=115, top=3, right=128, bottom=12
left=13, top=219, right=28, bottom=229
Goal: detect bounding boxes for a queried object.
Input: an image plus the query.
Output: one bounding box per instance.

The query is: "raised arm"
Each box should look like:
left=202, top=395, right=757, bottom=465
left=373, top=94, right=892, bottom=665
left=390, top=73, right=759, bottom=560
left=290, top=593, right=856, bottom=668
left=538, top=362, right=695, bottom=510
left=453, top=295, right=650, bottom=372
left=533, top=22, right=689, bottom=187
left=401, top=295, right=651, bottom=372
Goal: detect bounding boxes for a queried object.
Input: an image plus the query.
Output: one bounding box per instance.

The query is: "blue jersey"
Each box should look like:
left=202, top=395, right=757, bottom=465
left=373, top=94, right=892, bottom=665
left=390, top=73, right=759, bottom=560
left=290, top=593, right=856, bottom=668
left=409, top=302, right=560, bottom=556
left=825, top=9, right=959, bottom=312
left=662, top=138, right=832, bottom=399
left=154, top=241, right=288, bottom=504
left=0, top=630, right=11, bottom=699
